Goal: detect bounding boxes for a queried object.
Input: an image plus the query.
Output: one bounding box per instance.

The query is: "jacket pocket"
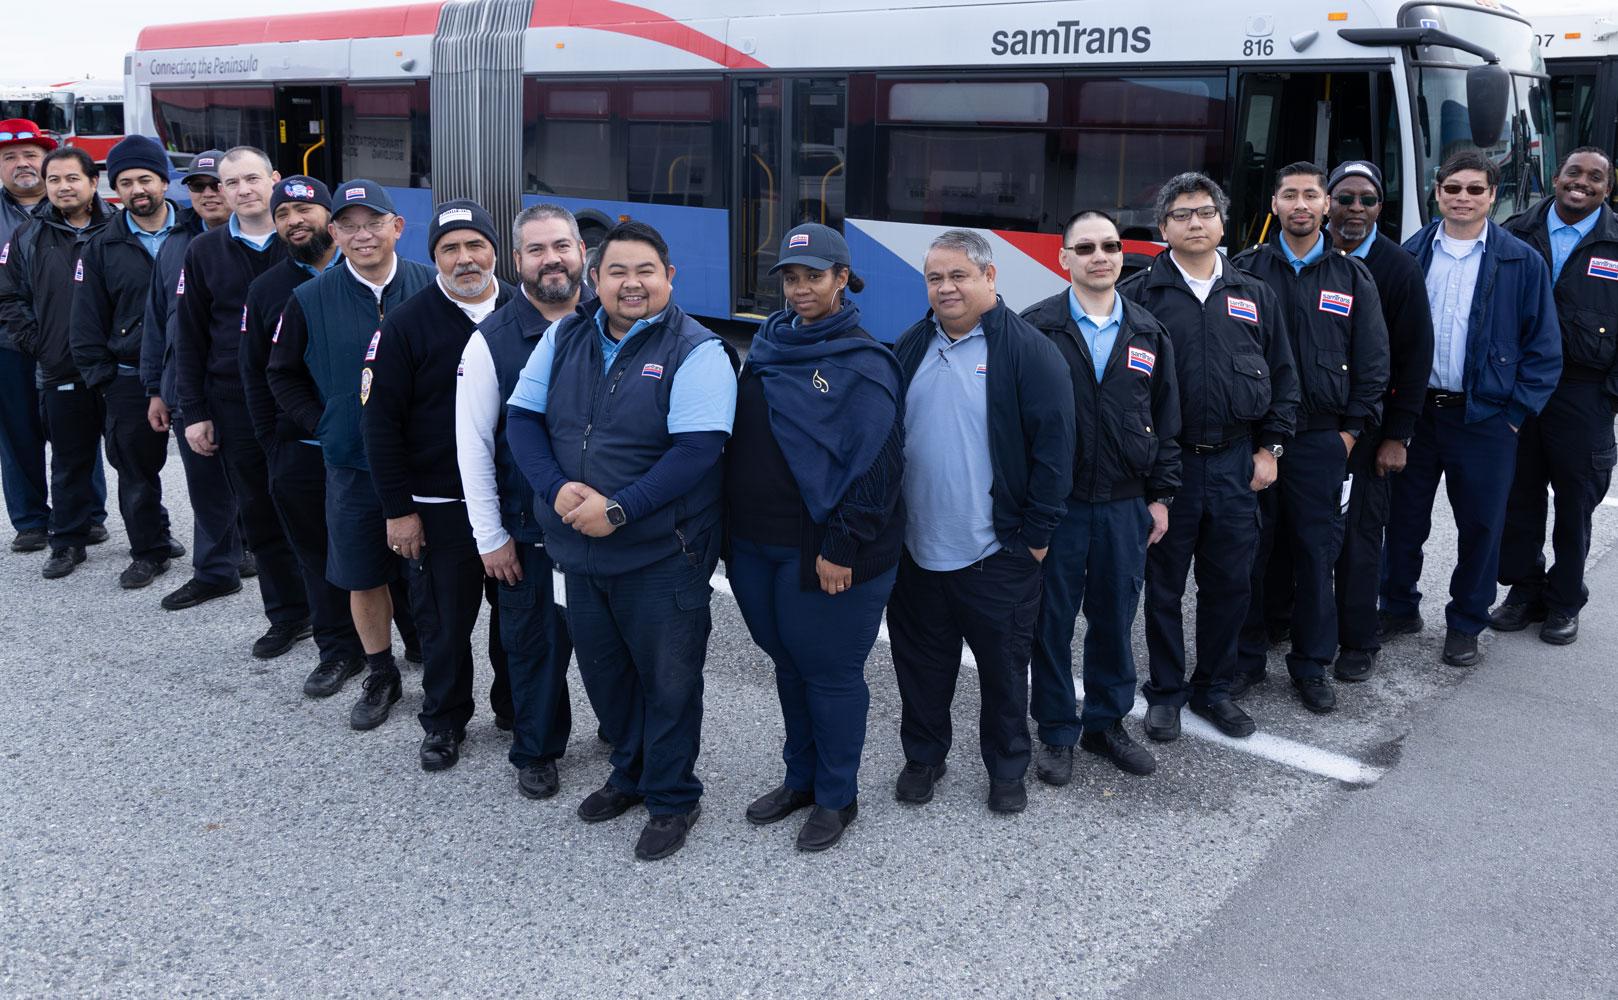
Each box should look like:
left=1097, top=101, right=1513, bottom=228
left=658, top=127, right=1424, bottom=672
left=1117, top=412, right=1158, bottom=480
left=1594, top=445, right=1617, bottom=472
left=1314, top=351, right=1351, bottom=412
left=1471, top=344, right=1518, bottom=407
left=1228, top=353, right=1273, bottom=422
left=1560, top=306, right=1616, bottom=372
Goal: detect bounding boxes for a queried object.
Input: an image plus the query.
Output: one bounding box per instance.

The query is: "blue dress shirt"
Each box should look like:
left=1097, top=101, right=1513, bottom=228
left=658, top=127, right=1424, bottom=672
left=1548, top=204, right=1600, bottom=282
left=1425, top=226, right=1488, bottom=392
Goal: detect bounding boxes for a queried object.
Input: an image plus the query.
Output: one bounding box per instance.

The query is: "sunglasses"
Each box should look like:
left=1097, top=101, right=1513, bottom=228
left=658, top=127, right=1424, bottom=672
left=1166, top=205, right=1221, bottom=223
left=1334, top=193, right=1380, bottom=207
left=0, top=131, right=40, bottom=141
left=1065, top=240, right=1123, bottom=256
left=1440, top=183, right=1491, bottom=197
left=186, top=179, right=221, bottom=192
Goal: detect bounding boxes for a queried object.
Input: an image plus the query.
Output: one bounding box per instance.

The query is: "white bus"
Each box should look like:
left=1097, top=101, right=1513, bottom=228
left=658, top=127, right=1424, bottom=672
left=126, top=0, right=1553, bottom=334
left=1531, top=4, right=1617, bottom=197
left=0, top=80, right=124, bottom=163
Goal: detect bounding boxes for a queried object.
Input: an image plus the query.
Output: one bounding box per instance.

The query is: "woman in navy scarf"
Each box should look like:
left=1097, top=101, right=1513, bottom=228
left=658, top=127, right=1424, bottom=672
left=725, top=223, right=905, bottom=852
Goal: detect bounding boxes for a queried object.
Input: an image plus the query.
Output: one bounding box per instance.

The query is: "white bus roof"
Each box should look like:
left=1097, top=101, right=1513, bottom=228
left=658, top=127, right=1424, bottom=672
left=1531, top=9, right=1618, bottom=58
left=128, top=0, right=1539, bottom=84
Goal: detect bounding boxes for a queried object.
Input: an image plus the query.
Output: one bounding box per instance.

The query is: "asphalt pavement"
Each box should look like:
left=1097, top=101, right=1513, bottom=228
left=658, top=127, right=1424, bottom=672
left=2, top=440, right=1615, bottom=999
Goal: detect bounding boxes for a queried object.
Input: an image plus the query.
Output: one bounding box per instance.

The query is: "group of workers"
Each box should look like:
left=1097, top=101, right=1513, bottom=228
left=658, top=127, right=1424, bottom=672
left=0, top=116, right=1612, bottom=860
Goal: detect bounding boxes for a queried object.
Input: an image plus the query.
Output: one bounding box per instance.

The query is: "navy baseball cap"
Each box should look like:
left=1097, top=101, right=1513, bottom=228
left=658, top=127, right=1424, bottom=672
left=179, top=149, right=225, bottom=185
left=770, top=222, right=850, bottom=273
left=331, top=179, right=396, bottom=218
left=272, top=175, right=332, bottom=214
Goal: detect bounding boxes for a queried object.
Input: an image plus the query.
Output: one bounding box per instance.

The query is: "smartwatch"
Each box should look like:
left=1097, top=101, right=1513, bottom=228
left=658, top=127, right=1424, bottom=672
left=605, top=499, right=627, bottom=527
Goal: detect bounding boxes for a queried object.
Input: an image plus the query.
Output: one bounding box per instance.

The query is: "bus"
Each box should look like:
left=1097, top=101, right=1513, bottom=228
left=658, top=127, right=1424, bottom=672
left=0, top=80, right=125, bottom=163
left=125, top=0, right=1553, bottom=335
left=1532, top=4, right=1617, bottom=201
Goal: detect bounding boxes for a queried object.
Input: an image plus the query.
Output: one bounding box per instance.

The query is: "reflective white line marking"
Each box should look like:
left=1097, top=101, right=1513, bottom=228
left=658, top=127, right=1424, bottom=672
left=717, top=572, right=1374, bottom=783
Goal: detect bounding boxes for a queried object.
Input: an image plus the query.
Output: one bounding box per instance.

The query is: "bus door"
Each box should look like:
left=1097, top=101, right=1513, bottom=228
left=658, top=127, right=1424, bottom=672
left=733, top=77, right=847, bottom=317
left=1229, top=69, right=1389, bottom=246
left=275, top=87, right=339, bottom=184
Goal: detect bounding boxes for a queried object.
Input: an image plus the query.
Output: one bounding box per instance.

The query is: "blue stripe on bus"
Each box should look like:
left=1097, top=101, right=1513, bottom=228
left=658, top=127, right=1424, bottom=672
left=844, top=225, right=928, bottom=344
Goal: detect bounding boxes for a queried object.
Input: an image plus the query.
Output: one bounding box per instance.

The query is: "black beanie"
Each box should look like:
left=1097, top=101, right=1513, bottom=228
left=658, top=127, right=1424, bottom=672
left=427, top=199, right=498, bottom=257
left=107, top=135, right=170, bottom=185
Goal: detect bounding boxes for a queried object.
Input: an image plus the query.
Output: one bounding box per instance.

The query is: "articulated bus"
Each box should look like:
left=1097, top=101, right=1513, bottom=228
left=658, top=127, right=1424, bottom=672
left=0, top=80, right=125, bottom=163
left=126, top=0, right=1552, bottom=334
left=1532, top=4, right=1617, bottom=203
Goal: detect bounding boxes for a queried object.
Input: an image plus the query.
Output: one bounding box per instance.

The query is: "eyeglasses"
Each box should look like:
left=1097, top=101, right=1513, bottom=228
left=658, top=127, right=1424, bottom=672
left=1166, top=205, right=1221, bottom=223
left=1334, top=193, right=1380, bottom=207
left=333, top=216, right=394, bottom=236
left=1440, top=183, right=1491, bottom=197
left=1065, top=240, right=1123, bottom=256
left=0, top=131, right=40, bottom=141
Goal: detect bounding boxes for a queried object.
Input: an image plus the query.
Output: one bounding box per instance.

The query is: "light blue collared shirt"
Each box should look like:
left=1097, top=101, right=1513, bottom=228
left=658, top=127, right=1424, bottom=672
left=125, top=204, right=176, bottom=259
left=507, top=306, right=736, bottom=435
left=1346, top=227, right=1375, bottom=260
left=1068, top=288, right=1123, bottom=383
left=1281, top=232, right=1328, bottom=274
left=1548, top=204, right=1600, bottom=282
left=902, top=323, right=1000, bottom=572
left=1425, top=226, right=1488, bottom=391
left=228, top=214, right=276, bottom=253
left=293, top=250, right=343, bottom=278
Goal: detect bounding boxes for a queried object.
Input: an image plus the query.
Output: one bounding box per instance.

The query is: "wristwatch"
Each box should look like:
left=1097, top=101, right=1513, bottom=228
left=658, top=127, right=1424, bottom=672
left=1150, top=496, right=1174, bottom=508
left=1265, top=443, right=1285, bottom=459
left=605, top=499, right=626, bottom=527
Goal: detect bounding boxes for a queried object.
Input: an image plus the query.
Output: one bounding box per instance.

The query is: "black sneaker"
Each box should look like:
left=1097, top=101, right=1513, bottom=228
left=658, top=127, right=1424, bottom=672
left=238, top=549, right=257, bottom=579
left=894, top=760, right=946, bottom=804
left=252, top=619, right=313, bottom=659
left=1333, top=648, right=1376, bottom=683
left=1540, top=613, right=1579, bottom=646
left=1294, top=676, right=1337, bottom=713
left=577, top=782, right=644, bottom=823
left=518, top=760, right=560, bottom=800
left=42, top=547, right=86, bottom=579
left=118, top=558, right=169, bottom=590
left=796, top=802, right=857, bottom=852
left=745, top=783, right=814, bottom=826
left=1079, top=721, right=1158, bottom=775
left=987, top=778, right=1027, bottom=814
left=1033, top=743, right=1074, bottom=787
left=1441, top=628, right=1480, bottom=667
left=164, top=537, right=186, bottom=560
left=635, top=805, right=700, bottom=861
left=419, top=729, right=466, bottom=772
left=1488, top=600, right=1546, bottom=632
left=349, top=670, right=401, bottom=731
left=161, top=577, right=242, bottom=610
left=303, top=656, right=364, bottom=698
left=1376, top=611, right=1423, bottom=639
left=86, top=524, right=109, bottom=545
left=11, top=528, right=47, bottom=553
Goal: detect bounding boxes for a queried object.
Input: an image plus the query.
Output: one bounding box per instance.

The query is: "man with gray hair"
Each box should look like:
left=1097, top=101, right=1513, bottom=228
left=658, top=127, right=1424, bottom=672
left=453, top=202, right=585, bottom=798
left=887, top=228, right=1075, bottom=815
left=1118, top=173, right=1298, bottom=744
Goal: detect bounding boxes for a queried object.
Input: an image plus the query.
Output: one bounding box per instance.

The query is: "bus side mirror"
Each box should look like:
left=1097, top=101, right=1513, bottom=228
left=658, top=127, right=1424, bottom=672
left=1466, top=63, right=1510, bottom=148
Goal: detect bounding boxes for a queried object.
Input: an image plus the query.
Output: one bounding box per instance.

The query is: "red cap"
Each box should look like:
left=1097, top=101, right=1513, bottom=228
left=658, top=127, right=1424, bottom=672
left=0, top=119, right=58, bottom=153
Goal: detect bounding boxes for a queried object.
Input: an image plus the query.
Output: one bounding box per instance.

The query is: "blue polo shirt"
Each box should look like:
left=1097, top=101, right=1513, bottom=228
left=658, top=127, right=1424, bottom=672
left=228, top=214, right=276, bottom=253
left=1281, top=231, right=1328, bottom=273
left=126, top=204, right=176, bottom=258
left=1068, top=289, right=1122, bottom=383
left=1548, top=204, right=1600, bottom=282
left=507, top=305, right=735, bottom=435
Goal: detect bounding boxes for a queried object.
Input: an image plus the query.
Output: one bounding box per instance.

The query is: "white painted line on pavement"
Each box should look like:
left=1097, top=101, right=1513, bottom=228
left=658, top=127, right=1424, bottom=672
left=1602, top=496, right=1618, bottom=509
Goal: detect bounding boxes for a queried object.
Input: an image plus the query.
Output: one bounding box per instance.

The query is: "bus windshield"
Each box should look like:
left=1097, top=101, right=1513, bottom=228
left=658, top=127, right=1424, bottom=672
left=1407, top=5, right=1555, bottom=221
left=0, top=99, right=69, bottom=133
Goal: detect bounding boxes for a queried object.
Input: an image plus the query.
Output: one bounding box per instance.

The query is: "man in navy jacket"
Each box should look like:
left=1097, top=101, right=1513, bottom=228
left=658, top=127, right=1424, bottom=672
left=1381, top=152, right=1562, bottom=667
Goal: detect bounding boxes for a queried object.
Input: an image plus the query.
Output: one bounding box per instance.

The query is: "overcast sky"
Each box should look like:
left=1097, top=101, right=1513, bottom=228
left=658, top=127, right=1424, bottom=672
left=3, top=0, right=1603, bottom=86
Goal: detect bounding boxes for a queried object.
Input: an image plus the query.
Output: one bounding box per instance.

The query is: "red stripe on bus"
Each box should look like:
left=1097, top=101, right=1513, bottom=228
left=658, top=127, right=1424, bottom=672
left=531, top=0, right=768, bottom=69
left=991, top=231, right=1166, bottom=276
left=135, top=2, right=445, bottom=49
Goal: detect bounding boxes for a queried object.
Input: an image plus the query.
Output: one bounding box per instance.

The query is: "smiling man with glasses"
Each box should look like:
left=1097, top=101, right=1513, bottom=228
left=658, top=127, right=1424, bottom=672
left=1020, top=209, right=1180, bottom=783
left=1381, top=151, right=1563, bottom=668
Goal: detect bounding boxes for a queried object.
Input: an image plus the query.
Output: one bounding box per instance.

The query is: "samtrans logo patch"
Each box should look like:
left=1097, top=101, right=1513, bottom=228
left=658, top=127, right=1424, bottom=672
left=1226, top=297, right=1259, bottom=323
left=1319, top=290, right=1354, bottom=316
left=1588, top=256, right=1618, bottom=281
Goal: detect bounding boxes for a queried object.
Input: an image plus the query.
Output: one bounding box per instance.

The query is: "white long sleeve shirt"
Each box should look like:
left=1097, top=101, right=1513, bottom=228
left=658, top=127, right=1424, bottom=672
left=455, top=329, right=511, bottom=554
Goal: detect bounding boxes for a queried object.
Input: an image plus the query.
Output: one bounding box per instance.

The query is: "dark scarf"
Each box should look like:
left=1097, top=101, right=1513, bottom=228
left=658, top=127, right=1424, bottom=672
left=747, top=299, right=901, bottom=523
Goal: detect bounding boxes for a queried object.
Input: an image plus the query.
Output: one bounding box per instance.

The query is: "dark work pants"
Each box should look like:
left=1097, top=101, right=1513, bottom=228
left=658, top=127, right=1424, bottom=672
left=1239, top=429, right=1348, bottom=683
left=483, top=577, right=513, bottom=722
left=207, top=392, right=307, bottom=625
left=268, top=439, right=360, bottom=663
left=1383, top=406, right=1517, bottom=636
left=496, top=539, right=573, bottom=769
left=172, top=413, right=241, bottom=586
left=1030, top=498, right=1151, bottom=745
left=729, top=537, right=896, bottom=810
left=565, top=531, right=719, bottom=815
left=1143, top=444, right=1258, bottom=709
left=1498, top=380, right=1617, bottom=617
left=888, top=546, right=1042, bottom=782
left=0, top=346, right=48, bottom=532
left=100, top=372, right=171, bottom=562
left=41, top=382, right=104, bottom=550
left=406, top=501, right=488, bottom=734
left=1336, top=433, right=1392, bottom=652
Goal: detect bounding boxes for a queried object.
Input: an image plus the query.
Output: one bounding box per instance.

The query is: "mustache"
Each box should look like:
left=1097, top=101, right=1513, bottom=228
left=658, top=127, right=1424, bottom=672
left=452, top=263, right=488, bottom=279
